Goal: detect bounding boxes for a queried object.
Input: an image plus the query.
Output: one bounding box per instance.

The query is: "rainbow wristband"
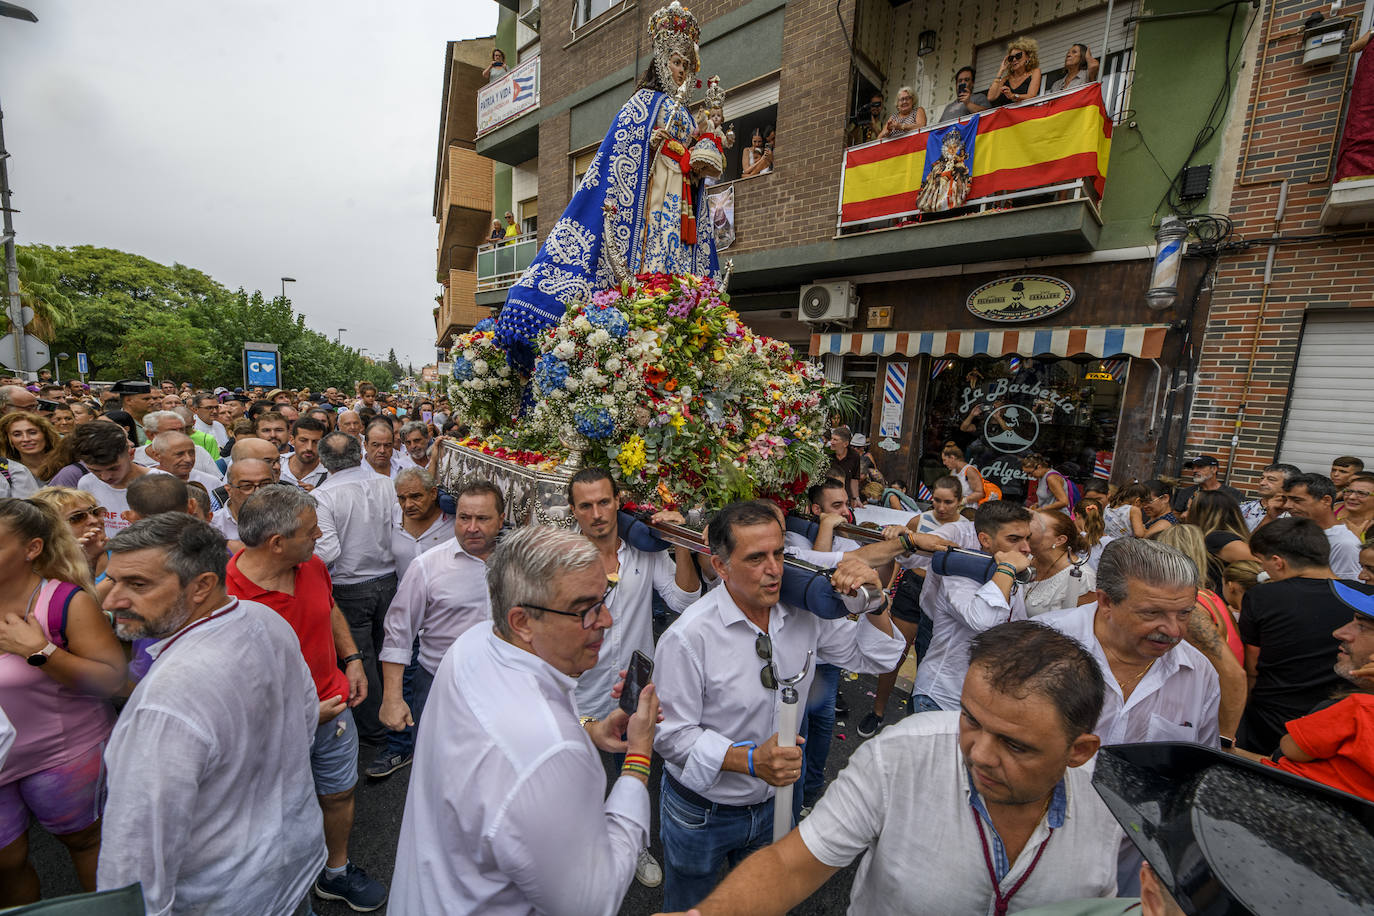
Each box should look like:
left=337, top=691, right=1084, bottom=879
left=623, top=754, right=651, bottom=770
left=622, top=762, right=651, bottom=779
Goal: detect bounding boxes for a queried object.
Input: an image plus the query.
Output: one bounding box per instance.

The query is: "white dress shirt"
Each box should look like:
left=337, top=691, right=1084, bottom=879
left=1326, top=524, right=1363, bottom=579
left=194, top=415, right=229, bottom=448
left=391, top=626, right=649, bottom=914
left=654, top=584, right=906, bottom=805
left=1039, top=603, right=1221, bottom=747
left=279, top=454, right=328, bottom=490
left=574, top=541, right=700, bottom=720
left=798, top=712, right=1121, bottom=915
left=311, top=464, right=397, bottom=584
left=389, top=506, right=455, bottom=580
left=97, top=600, right=324, bottom=916
left=912, top=573, right=1027, bottom=711
left=134, top=442, right=222, bottom=481
left=895, top=518, right=979, bottom=619
left=380, top=539, right=489, bottom=676
left=210, top=505, right=239, bottom=542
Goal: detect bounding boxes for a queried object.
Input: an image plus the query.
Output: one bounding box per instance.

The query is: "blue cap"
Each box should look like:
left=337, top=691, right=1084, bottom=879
left=1331, top=580, right=1374, bottom=621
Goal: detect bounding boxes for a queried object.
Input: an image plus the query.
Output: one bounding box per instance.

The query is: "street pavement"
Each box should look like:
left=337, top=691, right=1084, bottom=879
left=29, top=671, right=908, bottom=914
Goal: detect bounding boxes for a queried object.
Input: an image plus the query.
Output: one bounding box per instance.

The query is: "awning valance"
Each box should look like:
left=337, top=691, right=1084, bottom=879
left=810, top=324, right=1169, bottom=360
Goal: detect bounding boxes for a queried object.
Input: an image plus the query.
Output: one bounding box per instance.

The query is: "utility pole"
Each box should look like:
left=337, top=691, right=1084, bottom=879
left=0, top=98, right=27, bottom=378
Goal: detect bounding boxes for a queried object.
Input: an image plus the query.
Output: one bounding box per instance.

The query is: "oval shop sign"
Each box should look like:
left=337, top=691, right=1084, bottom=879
left=966, top=275, right=1074, bottom=323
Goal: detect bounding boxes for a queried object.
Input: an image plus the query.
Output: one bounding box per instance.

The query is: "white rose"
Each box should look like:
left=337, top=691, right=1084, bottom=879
left=565, top=377, right=581, bottom=392
left=613, top=380, right=628, bottom=393
left=497, top=365, right=511, bottom=378
left=551, top=389, right=567, bottom=400
left=588, top=329, right=611, bottom=348
left=557, top=326, right=572, bottom=340
left=554, top=342, right=575, bottom=360
left=462, top=349, right=476, bottom=361
left=574, top=315, right=593, bottom=332
left=601, top=394, right=616, bottom=407
left=468, top=378, right=486, bottom=390
left=605, top=357, right=623, bottom=373
left=582, top=366, right=598, bottom=381
left=472, top=359, right=489, bottom=377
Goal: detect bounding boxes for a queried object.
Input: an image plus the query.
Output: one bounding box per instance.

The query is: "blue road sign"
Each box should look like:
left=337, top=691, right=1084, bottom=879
left=145, top=360, right=154, bottom=379
left=77, top=352, right=88, bottom=374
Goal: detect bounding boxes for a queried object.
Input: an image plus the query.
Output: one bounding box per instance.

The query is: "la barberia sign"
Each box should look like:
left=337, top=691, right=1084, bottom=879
left=966, top=275, right=1074, bottom=323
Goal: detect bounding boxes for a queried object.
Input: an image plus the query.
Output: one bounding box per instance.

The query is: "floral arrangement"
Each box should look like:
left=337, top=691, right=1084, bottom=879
left=455, top=434, right=561, bottom=472
left=448, top=319, right=520, bottom=433
left=519, top=273, right=833, bottom=509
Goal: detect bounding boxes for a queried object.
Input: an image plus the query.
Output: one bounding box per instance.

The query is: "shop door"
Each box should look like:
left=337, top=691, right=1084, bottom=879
left=1277, top=312, right=1374, bottom=473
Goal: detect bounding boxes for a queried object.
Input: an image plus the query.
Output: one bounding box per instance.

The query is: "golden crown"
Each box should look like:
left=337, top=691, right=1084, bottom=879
left=648, top=2, right=700, bottom=45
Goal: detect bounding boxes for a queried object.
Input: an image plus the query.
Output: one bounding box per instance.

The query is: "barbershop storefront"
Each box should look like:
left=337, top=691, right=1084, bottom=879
left=813, top=260, right=1204, bottom=502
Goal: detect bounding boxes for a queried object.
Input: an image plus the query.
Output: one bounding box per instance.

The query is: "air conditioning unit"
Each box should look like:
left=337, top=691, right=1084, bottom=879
left=519, top=0, right=541, bottom=30
left=798, top=282, right=857, bottom=323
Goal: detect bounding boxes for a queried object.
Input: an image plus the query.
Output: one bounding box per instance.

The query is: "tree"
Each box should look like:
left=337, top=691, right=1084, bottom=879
left=384, top=348, right=404, bottom=382
left=0, top=248, right=75, bottom=337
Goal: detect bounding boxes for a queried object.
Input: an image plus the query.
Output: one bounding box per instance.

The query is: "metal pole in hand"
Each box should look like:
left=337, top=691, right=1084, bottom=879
left=772, top=650, right=813, bottom=843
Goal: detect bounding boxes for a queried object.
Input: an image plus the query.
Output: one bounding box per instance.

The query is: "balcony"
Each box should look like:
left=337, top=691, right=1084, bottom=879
left=1321, top=177, right=1374, bottom=228
left=476, top=232, right=538, bottom=293
left=477, top=55, right=540, bottom=136
left=831, top=85, right=1111, bottom=258
left=437, top=144, right=494, bottom=275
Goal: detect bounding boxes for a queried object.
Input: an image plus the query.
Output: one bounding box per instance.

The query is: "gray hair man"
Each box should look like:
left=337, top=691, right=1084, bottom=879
left=369, top=479, right=501, bottom=780
left=150, top=432, right=224, bottom=508
left=397, top=420, right=431, bottom=470
left=226, top=486, right=386, bottom=911
left=391, top=525, right=659, bottom=913
left=311, top=431, right=399, bottom=744
left=389, top=466, right=453, bottom=581
left=1039, top=537, right=1220, bottom=894
left=0, top=384, right=38, bottom=416
left=136, top=410, right=222, bottom=480
left=96, top=514, right=325, bottom=914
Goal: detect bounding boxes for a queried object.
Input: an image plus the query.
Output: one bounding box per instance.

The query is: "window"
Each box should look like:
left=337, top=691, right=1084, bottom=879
left=518, top=199, right=538, bottom=235
left=572, top=148, right=598, bottom=191
left=717, top=103, right=778, bottom=183
left=573, top=0, right=624, bottom=30
left=918, top=355, right=1125, bottom=501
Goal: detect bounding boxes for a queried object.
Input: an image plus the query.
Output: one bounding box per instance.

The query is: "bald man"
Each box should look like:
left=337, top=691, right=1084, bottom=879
left=212, top=458, right=275, bottom=551
left=338, top=410, right=364, bottom=440
left=230, top=438, right=284, bottom=481
left=0, top=385, right=38, bottom=416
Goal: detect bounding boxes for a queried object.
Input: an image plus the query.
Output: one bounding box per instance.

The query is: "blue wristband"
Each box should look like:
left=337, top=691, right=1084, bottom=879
left=730, top=740, right=758, bottom=777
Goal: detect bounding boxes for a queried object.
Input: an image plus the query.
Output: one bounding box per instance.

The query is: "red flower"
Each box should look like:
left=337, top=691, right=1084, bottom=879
left=645, top=366, right=668, bottom=385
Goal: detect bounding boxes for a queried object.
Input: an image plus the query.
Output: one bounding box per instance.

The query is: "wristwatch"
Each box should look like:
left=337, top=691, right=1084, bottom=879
left=26, top=642, right=57, bottom=667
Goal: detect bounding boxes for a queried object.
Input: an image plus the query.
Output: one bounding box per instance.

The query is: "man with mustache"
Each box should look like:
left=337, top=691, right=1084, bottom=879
left=1040, top=537, right=1220, bottom=748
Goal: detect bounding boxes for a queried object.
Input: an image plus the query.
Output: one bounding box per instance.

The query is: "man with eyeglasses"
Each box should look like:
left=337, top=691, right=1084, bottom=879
left=652, top=500, right=905, bottom=911
left=847, top=92, right=886, bottom=146
left=391, top=524, right=661, bottom=913
left=212, top=458, right=274, bottom=551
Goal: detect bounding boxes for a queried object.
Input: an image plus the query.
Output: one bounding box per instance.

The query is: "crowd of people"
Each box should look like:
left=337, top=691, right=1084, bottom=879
left=0, top=371, right=1371, bottom=915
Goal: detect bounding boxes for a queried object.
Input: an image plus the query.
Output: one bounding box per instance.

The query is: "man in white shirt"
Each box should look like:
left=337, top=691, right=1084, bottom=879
left=398, top=420, right=432, bottom=470
left=910, top=500, right=1034, bottom=713
left=363, top=420, right=398, bottom=479
left=1040, top=538, right=1221, bottom=748
left=391, top=525, right=660, bottom=914
left=567, top=467, right=700, bottom=889
left=73, top=420, right=156, bottom=537
left=337, top=410, right=364, bottom=440
left=1239, top=462, right=1298, bottom=531
left=212, top=458, right=274, bottom=549
left=97, top=514, right=325, bottom=916
left=653, top=501, right=906, bottom=910
left=148, top=432, right=225, bottom=508
left=389, top=467, right=454, bottom=579
left=1284, top=472, right=1363, bottom=579
left=371, top=479, right=500, bottom=779
left=656, top=620, right=1121, bottom=916
left=191, top=392, right=229, bottom=448
left=279, top=417, right=329, bottom=490
left=312, top=431, right=399, bottom=744
left=135, top=410, right=222, bottom=480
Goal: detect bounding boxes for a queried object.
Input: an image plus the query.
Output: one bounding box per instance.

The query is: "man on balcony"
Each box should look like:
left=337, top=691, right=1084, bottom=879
left=503, top=210, right=519, bottom=243
left=938, top=66, right=988, bottom=122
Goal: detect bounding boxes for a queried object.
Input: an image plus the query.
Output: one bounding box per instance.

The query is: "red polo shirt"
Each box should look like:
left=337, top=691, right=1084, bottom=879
left=225, top=553, right=350, bottom=703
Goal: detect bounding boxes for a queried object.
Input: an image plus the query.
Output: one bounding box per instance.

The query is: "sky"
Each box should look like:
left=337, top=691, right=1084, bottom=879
left=1, top=0, right=497, bottom=372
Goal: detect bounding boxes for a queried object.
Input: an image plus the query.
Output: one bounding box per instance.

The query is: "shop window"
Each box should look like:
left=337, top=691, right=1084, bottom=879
left=917, top=355, right=1125, bottom=502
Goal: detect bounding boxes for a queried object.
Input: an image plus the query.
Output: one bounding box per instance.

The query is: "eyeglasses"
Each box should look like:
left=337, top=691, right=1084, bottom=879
left=66, top=506, right=104, bottom=524
left=523, top=586, right=613, bottom=629
left=231, top=480, right=270, bottom=494
left=1347, top=489, right=1374, bottom=499
left=756, top=632, right=778, bottom=690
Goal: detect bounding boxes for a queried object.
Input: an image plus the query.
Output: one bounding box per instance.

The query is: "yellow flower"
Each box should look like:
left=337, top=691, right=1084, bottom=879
left=670, top=414, right=687, bottom=432
left=617, top=434, right=647, bottom=476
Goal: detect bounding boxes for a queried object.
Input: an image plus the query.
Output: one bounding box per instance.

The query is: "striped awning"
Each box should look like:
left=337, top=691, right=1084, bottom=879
left=810, top=324, right=1169, bottom=359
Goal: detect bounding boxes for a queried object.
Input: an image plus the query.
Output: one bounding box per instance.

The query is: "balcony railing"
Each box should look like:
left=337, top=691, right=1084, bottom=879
left=477, top=56, right=540, bottom=137
left=837, top=84, right=1112, bottom=231
left=476, top=232, right=539, bottom=292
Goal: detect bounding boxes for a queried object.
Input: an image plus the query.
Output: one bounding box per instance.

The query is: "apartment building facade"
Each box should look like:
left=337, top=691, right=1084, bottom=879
left=461, top=0, right=1258, bottom=500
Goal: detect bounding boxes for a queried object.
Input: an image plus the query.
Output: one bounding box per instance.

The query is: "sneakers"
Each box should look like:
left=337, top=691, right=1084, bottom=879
left=314, top=862, right=387, bottom=912
left=834, top=692, right=850, bottom=717
left=856, top=712, right=884, bottom=739
left=364, top=750, right=412, bottom=780
left=635, top=848, right=663, bottom=888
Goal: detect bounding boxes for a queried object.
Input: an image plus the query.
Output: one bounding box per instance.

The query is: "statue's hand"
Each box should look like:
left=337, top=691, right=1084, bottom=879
left=650, top=128, right=669, bottom=150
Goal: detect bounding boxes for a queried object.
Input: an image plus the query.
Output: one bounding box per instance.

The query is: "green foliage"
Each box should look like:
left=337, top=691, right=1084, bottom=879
left=0, top=248, right=75, bottom=336
left=24, top=244, right=395, bottom=389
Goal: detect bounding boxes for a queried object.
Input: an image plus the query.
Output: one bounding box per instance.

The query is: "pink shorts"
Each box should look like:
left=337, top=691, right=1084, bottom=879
left=0, top=741, right=107, bottom=848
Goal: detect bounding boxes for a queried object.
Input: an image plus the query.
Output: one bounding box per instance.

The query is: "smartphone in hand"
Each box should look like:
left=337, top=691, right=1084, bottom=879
left=620, top=650, right=654, bottom=716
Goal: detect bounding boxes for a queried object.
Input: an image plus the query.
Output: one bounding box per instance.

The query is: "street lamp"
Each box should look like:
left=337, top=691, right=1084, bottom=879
left=55, top=351, right=68, bottom=385
left=336, top=328, right=347, bottom=344
left=281, top=276, right=296, bottom=301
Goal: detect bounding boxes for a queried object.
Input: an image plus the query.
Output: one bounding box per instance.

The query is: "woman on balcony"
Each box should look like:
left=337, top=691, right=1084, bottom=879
left=877, top=86, right=926, bottom=139
left=987, top=37, right=1042, bottom=108
left=487, top=219, right=504, bottom=244
left=1050, top=43, right=1100, bottom=93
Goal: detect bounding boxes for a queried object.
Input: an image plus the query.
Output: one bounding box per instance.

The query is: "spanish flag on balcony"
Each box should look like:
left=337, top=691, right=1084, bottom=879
left=839, top=83, right=1114, bottom=226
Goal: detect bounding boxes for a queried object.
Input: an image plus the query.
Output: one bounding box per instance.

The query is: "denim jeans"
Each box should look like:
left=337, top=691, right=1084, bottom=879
left=332, top=573, right=398, bottom=743
left=659, top=777, right=776, bottom=911
left=801, top=662, right=840, bottom=806
left=909, top=692, right=945, bottom=714
left=382, top=652, right=437, bottom=759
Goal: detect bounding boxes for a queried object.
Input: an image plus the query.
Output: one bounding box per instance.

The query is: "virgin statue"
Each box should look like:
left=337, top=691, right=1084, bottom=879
left=495, top=1, right=721, bottom=368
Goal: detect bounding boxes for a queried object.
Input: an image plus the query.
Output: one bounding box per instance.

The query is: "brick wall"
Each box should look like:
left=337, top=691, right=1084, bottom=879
left=1185, top=0, right=1374, bottom=487
left=530, top=0, right=855, bottom=253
